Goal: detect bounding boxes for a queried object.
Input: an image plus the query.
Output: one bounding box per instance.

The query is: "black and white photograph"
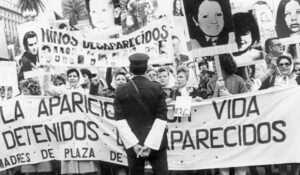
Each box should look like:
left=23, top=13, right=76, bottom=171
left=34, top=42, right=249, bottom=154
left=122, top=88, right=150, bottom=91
left=3, top=0, right=300, bottom=175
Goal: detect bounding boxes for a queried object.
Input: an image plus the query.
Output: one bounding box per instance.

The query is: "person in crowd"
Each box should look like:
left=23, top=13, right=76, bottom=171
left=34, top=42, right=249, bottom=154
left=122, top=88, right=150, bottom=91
left=52, top=75, right=66, bottom=87
left=157, top=67, right=175, bottom=99
left=232, top=12, right=263, bottom=66
left=114, top=53, right=168, bottom=175
left=260, top=54, right=299, bottom=89
left=186, top=61, right=200, bottom=88
left=146, top=68, right=158, bottom=82
left=255, top=37, right=283, bottom=80
left=19, top=77, right=53, bottom=175
left=294, top=61, right=300, bottom=84
left=170, top=65, right=204, bottom=101
left=18, top=31, right=39, bottom=81
left=173, top=0, right=184, bottom=16
left=19, top=78, right=42, bottom=96
left=107, top=71, right=128, bottom=98
left=207, top=54, right=247, bottom=98
left=43, top=68, right=100, bottom=175
left=190, top=0, right=235, bottom=48
left=198, top=60, right=212, bottom=99
left=206, top=54, right=248, bottom=175
left=276, top=0, right=300, bottom=38
left=89, top=74, right=109, bottom=96
left=80, top=68, right=92, bottom=91
left=259, top=54, right=299, bottom=175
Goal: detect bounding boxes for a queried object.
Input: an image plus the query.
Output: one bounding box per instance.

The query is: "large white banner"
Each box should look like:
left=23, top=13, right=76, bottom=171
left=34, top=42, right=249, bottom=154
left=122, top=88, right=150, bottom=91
left=1, top=86, right=300, bottom=171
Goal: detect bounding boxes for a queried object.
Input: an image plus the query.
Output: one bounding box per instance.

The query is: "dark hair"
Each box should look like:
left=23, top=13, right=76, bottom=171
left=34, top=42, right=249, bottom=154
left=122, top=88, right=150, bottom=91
left=264, top=37, right=279, bottom=54
left=42, top=45, right=51, bottom=51
left=191, top=0, right=233, bottom=46
left=275, top=0, right=300, bottom=38
left=177, top=65, right=189, bottom=80
left=173, top=0, right=184, bottom=16
left=157, top=67, right=169, bottom=75
left=67, top=68, right=80, bottom=78
left=233, top=12, right=260, bottom=51
left=276, top=54, right=292, bottom=65
left=219, top=54, right=237, bottom=75
left=23, top=31, right=37, bottom=51
left=198, top=60, right=208, bottom=69
left=114, top=71, right=127, bottom=82
left=58, top=23, right=68, bottom=29
left=80, top=68, right=92, bottom=79
left=52, top=75, right=66, bottom=85
left=171, top=35, right=180, bottom=42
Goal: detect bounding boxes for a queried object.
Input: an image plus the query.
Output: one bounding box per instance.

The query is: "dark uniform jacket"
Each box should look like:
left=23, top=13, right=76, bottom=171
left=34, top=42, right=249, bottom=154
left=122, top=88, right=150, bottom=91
left=114, top=75, right=168, bottom=150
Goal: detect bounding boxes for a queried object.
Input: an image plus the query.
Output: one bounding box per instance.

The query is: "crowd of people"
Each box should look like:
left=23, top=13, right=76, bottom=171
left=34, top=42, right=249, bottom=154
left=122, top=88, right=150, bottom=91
left=2, top=32, right=299, bottom=175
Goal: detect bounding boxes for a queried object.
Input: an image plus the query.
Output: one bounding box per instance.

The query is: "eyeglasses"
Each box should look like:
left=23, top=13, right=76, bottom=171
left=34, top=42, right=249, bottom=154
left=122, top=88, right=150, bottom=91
left=278, top=63, right=291, bottom=67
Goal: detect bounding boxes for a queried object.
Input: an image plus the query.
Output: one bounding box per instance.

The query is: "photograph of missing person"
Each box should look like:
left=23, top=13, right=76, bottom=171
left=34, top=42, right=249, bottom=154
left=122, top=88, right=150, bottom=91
left=63, top=56, right=68, bottom=64
left=55, top=55, right=61, bottom=62
left=85, top=0, right=121, bottom=31
left=120, top=0, right=160, bottom=35
left=70, top=57, right=75, bottom=64
left=78, top=55, right=85, bottom=64
left=0, top=86, right=6, bottom=100
left=253, top=0, right=277, bottom=43
left=53, top=46, right=58, bottom=53
left=91, top=58, right=96, bottom=65
left=173, top=0, right=184, bottom=16
left=275, top=0, right=300, bottom=38
left=232, top=12, right=264, bottom=67
left=183, top=0, right=235, bottom=48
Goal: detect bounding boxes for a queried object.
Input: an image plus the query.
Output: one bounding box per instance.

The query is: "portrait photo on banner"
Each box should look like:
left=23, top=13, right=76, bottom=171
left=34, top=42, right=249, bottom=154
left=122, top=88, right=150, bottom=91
left=231, top=3, right=265, bottom=67
left=274, top=0, right=300, bottom=42
left=120, top=0, right=169, bottom=35
left=183, top=0, right=238, bottom=56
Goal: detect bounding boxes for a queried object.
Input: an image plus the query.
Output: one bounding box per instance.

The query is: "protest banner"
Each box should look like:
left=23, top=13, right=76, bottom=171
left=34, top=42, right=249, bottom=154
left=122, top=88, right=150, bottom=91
left=174, top=96, right=192, bottom=117
left=1, top=86, right=300, bottom=171
left=39, top=19, right=173, bottom=67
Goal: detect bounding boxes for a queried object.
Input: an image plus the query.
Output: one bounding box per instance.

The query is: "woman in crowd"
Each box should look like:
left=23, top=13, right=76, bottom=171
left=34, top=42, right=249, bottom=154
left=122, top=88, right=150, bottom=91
left=276, top=0, right=300, bottom=38
left=52, top=75, right=66, bottom=87
left=173, top=0, right=184, bottom=16
left=170, top=65, right=204, bottom=101
left=43, top=68, right=100, bottom=175
left=206, top=54, right=248, bottom=175
left=107, top=71, right=128, bottom=98
left=81, top=68, right=92, bottom=92
left=20, top=79, right=54, bottom=175
left=260, top=54, right=299, bottom=89
left=190, top=0, right=235, bottom=48
left=19, top=78, right=42, bottom=96
left=207, top=54, right=247, bottom=98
